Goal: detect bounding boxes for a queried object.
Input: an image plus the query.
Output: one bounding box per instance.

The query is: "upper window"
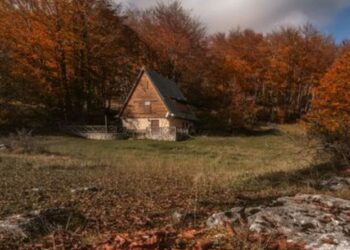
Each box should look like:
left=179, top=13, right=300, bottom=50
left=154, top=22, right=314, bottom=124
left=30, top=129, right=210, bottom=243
left=144, top=100, right=151, bottom=113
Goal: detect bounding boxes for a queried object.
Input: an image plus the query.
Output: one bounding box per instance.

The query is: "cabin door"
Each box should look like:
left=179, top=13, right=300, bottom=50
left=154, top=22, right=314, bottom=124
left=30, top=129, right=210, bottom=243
left=150, top=120, right=160, bottom=133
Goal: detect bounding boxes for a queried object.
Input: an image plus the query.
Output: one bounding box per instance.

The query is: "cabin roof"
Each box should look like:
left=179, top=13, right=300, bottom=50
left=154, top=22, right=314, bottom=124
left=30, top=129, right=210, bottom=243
left=145, top=69, right=187, bottom=102
left=120, top=68, right=197, bottom=121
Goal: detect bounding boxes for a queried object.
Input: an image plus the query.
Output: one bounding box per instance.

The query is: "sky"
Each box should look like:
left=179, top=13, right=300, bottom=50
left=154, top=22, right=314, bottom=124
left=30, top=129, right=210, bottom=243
left=123, top=0, right=350, bottom=42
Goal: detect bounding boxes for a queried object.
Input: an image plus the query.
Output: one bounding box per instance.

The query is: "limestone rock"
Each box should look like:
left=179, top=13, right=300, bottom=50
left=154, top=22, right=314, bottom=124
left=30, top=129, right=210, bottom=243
left=208, top=194, right=350, bottom=250
left=207, top=207, right=245, bottom=227
left=172, top=212, right=183, bottom=223
left=318, top=177, right=350, bottom=191
left=70, top=186, right=99, bottom=194
left=0, top=144, right=8, bottom=151
left=0, top=208, right=85, bottom=241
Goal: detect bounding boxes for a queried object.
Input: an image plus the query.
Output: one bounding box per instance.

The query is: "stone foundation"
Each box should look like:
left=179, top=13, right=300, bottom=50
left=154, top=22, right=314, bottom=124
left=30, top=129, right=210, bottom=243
left=83, top=133, right=121, bottom=140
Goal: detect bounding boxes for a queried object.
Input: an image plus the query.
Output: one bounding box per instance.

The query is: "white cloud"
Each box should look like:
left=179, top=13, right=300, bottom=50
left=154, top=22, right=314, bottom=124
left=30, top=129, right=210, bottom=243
left=121, top=0, right=350, bottom=33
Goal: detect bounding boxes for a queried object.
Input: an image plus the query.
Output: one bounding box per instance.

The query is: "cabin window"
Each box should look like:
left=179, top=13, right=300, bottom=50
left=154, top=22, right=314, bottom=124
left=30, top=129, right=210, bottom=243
left=144, top=100, right=151, bottom=113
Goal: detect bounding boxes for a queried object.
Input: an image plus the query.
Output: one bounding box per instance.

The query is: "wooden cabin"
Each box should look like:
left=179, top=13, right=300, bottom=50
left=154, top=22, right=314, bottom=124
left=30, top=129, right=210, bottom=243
left=119, top=68, right=197, bottom=140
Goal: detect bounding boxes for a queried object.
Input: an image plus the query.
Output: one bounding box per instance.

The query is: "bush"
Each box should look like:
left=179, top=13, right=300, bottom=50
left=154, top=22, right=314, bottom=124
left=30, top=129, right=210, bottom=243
left=1, top=128, right=44, bottom=154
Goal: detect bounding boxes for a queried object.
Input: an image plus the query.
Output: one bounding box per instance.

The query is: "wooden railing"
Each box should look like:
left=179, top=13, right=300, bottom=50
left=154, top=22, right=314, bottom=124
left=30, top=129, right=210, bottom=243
left=176, top=128, right=189, bottom=134
left=62, top=125, right=119, bottom=134
left=60, top=125, right=125, bottom=140
left=61, top=125, right=189, bottom=141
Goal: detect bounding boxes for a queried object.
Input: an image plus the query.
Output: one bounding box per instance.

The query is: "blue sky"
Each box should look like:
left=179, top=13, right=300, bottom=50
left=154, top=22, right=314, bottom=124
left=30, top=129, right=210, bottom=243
left=125, top=0, right=350, bottom=42
left=321, top=6, right=350, bottom=43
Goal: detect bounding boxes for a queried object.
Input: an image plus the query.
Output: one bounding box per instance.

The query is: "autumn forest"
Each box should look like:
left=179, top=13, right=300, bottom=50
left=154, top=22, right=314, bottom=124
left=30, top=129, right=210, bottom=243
left=0, top=0, right=349, bottom=148
left=2, top=1, right=350, bottom=248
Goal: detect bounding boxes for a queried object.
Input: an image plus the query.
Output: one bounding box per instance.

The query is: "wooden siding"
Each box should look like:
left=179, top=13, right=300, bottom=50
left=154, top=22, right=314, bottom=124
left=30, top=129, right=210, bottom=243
left=172, top=100, right=192, bottom=113
left=122, top=74, right=169, bottom=118
left=169, top=118, right=194, bottom=129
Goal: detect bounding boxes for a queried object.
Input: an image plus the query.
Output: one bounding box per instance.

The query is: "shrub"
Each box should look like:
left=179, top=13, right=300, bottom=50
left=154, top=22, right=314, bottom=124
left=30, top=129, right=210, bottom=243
left=2, top=128, right=44, bottom=154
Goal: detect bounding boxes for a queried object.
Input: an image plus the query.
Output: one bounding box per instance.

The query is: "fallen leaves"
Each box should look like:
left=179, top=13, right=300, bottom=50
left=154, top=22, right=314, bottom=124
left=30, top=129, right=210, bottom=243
left=92, top=223, right=308, bottom=250
left=14, top=213, right=310, bottom=250
left=95, top=228, right=178, bottom=250
left=94, top=227, right=222, bottom=250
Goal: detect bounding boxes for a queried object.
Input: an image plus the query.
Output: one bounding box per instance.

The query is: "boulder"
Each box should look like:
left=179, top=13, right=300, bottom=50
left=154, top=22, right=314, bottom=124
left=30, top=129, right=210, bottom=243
left=172, top=212, right=183, bottom=223
left=70, top=186, right=99, bottom=194
left=172, top=211, right=207, bottom=224
left=0, top=208, right=85, bottom=241
left=0, top=144, right=8, bottom=151
left=317, top=177, right=350, bottom=191
left=207, top=194, right=350, bottom=250
left=207, top=207, right=244, bottom=227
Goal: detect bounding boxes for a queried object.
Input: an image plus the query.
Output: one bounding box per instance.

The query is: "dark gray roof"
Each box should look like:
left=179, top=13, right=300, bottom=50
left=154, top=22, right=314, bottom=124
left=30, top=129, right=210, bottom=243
left=145, top=69, right=187, bottom=102
left=144, top=69, right=197, bottom=121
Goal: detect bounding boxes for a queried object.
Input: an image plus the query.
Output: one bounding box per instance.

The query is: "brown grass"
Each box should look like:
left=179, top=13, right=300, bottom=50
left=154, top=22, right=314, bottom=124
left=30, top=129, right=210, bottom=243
left=0, top=124, right=348, bottom=248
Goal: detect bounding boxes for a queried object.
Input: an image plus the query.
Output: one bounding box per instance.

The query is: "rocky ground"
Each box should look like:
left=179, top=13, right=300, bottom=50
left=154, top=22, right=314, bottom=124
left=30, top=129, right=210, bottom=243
left=76, top=193, right=350, bottom=249
left=317, top=177, right=350, bottom=191
left=1, top=193, right=350, bottom=249
left=0, top=208, right=85, bottom=242
left=207, top=194, right=350, bottom=250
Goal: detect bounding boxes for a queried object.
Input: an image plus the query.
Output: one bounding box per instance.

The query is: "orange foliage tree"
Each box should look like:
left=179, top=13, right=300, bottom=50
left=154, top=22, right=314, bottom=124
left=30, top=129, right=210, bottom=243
left=308, top=51, right=350, bottom=152
left=127, top=1, right=207, bottom=96
left=207, top=24, right=336, bottom=127
left=265, top=25, right=335, bottom=122
left=0, top=0, right=152, bottom=123
left=208, top=29, right=269, bottom=128
left=0, top=0, right=345, bottom=131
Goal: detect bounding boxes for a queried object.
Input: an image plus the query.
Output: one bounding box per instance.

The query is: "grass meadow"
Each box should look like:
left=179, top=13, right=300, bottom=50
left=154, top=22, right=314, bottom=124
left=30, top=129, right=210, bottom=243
left=1, top=124, right=349, bottom=248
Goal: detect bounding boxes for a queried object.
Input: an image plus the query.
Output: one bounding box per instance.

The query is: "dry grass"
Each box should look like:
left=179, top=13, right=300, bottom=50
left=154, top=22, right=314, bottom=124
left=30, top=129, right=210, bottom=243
left=0, top=124, right=348, bottom=248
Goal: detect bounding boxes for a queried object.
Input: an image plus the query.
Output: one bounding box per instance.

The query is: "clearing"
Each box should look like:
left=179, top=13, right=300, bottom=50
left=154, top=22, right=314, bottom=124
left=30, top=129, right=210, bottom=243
left=0, top=124, right=348, bottom=248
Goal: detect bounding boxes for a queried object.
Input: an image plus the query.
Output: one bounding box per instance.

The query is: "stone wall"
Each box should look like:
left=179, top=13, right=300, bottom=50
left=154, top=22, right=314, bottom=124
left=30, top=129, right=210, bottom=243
left=84, top=133, right=121, bottom=140
left=145, top=127, right=177, bottom=141
left=122, top=118, right=190, bottom=141
left=122, top=118, right=169, bottom=131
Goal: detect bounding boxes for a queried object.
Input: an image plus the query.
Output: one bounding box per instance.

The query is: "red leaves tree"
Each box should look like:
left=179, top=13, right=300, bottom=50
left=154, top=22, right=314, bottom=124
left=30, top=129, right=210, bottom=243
left=308, top=51, right=350, bottom=158
left=0, top=0, right=151, bottom=123
left=0, top=0, right=344, bottom=131
left=266, top=25, right=335, bottom=122
left=127, top=0, right=207, bottom=96
left=208, top=29, right=268, bottom=128
left=206, top=24, right=336, bottom=128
